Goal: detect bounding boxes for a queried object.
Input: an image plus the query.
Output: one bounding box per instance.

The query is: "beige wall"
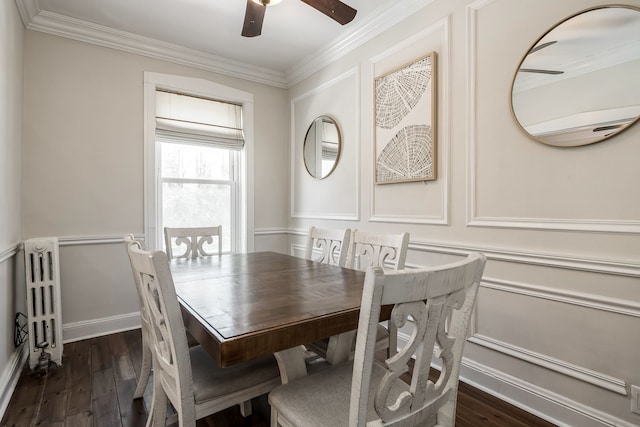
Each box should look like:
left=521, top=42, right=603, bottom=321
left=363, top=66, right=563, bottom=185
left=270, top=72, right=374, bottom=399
left=288, top=0, right=640, bottom=425
left=0, top=0, right=24, bottom=416
left=21, top=31, right=289, bottom=337
left=4, top=0, right=639, bottom=425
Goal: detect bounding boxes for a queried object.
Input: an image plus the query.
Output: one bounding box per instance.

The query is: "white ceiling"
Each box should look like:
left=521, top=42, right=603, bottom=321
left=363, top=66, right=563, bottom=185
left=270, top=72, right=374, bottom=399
left=16, top=0, right=429, bottom=87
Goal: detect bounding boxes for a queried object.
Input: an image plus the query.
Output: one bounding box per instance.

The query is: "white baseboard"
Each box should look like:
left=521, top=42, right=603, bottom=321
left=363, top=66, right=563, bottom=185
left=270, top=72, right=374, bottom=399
left=62, top=311, right=141, bottom=343
left=0, top=345, right=28, bottom=421
left=459, top=358, right=637, bottom=427
left=396, top=331, right=636, bottom=427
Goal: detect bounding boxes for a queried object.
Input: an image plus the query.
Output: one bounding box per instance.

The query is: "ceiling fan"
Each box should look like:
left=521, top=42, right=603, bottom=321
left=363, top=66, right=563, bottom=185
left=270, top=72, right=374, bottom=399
left=242, top=0, right=357, bottom=37
left=518, top=40, right=565, bottom=75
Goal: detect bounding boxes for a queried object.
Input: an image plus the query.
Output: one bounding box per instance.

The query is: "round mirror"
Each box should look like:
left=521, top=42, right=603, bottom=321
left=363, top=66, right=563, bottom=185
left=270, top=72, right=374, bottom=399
left=511, top=6, right=640, bottom=147
left=303, top=116, right=342, bottom=179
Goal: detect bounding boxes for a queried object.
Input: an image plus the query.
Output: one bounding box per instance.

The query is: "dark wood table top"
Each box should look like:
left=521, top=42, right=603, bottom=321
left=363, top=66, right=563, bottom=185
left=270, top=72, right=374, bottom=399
left=171, top=251, right=389, bottom=367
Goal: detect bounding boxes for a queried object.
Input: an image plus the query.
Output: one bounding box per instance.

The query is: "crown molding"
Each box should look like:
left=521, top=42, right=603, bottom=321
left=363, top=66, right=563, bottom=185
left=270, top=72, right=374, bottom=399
left=14, top=0, right=40, bottom=27
left=286, top=0, right=436, bottom=86
left=17, top=4, right=289, bottom=88
left=16, top=0, right=435, bottom=89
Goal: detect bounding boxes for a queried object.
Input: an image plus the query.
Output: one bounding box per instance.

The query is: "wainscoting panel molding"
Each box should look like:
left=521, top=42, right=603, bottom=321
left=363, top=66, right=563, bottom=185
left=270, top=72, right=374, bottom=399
left=0, top=243, right=21, bottom=264
left=468, top=334, right=627, bottom=396
left=409, top=240, right=640, bottom=278
left=482, top=277, right=640, bottom=318
left=290, top=67, right=360, bottom=221
left=253, top=227, right=289, bottom=236
left=368, top=17, right=450, bottom=226
left=465, top=0, right=640, bottom=235
left=58, top=234, right=144, bottom=247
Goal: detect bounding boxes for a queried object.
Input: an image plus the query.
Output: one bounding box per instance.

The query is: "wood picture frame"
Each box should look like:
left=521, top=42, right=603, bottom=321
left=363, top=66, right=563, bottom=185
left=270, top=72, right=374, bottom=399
left=374, top=52, right=437, bottom=184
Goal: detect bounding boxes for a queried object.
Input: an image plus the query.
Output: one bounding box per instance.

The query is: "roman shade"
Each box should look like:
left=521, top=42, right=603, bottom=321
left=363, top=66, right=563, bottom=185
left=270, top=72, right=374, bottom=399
left=155, top=90, right=244, bottom=150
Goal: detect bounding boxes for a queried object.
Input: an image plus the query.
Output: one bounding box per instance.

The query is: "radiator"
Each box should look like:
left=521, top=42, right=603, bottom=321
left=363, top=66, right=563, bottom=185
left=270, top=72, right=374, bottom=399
left=24, top=237, right=64, bottom=369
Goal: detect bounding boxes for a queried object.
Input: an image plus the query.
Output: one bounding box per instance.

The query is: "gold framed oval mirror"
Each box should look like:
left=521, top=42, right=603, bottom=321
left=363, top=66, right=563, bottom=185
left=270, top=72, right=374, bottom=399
left=303, top=116, right=342, bottom=179
left=511, top=5, right=640, bottom=147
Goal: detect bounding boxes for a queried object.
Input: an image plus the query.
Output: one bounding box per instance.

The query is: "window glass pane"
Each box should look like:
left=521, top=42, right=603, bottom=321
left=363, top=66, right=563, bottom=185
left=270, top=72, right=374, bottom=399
left=161, top=142, right=230, bottom=180
left=162, top=182, right=231, bottom=252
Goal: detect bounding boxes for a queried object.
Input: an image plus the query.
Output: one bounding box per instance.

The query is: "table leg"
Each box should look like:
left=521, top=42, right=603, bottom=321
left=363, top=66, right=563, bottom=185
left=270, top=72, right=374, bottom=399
left=273, top=345, right=308, bottom=384
left=325, top=330, right=357, bottom=365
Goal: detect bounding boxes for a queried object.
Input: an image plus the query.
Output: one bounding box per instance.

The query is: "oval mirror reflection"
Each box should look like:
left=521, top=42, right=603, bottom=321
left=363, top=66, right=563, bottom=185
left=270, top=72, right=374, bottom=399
left=511, top=6, right=640, bottom=147
left=303, top=116, right=341, bottom=179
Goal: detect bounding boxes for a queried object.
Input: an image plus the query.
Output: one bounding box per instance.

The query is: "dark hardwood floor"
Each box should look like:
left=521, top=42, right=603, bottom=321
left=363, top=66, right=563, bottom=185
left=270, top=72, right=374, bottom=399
left=1, top=330, right=556, bottom=427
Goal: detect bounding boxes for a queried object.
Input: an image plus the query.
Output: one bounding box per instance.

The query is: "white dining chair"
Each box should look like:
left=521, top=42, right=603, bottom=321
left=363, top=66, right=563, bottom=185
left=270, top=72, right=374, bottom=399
left=123, top=234, right=153, bottom=399
left=164, top=226, right=222, bottom=259
left=303, top=227, right=352, bottom=363
left=345, top=230, right=410, bottom=271
left=308, top=230, right=411, bottom=363
left=304, top=226, right=351, bottom=267
left=269, top=253, right=487, bottom=427
left=125, top=238, right=281, bottom=427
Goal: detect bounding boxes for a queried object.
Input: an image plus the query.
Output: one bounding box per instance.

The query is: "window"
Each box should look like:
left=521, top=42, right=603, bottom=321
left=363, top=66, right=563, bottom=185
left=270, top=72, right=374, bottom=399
left=159, top=142, right=238, bottom=253
left=155, top=90, right=242, bottom=253
left=144, top=73, right=254, bottom=253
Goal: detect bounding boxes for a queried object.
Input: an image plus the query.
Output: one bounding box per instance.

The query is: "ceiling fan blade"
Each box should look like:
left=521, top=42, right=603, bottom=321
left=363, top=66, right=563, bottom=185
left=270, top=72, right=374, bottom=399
left=519, top=68, right=564, bottom=75
left=242, top=0, right=266, bottom=37
left=528, top=40, right=557, bottom=55
left=300, top=0, right=357, bottom=25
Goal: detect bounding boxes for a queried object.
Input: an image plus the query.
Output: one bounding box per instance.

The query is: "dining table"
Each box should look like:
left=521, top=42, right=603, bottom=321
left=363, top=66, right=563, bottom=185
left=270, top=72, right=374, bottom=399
left=171, top=251, right=391, bottom=382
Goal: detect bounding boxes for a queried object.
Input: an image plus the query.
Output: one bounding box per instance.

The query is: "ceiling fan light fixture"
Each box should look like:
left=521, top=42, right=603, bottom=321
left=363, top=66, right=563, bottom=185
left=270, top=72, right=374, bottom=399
left=251, top=0, right=283, bottom=6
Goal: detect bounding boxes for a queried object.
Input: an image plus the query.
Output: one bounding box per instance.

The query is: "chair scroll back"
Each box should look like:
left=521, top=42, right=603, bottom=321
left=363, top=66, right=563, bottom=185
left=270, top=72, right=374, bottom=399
left=164, top=226, right=222, bottom=259
left=346, top=231, right=410, bottom=271
left=126, top=242, right=196, bottom=419
left=350, top=253, right=486, bottom=427
left=304, top=226, right=351, bottom=267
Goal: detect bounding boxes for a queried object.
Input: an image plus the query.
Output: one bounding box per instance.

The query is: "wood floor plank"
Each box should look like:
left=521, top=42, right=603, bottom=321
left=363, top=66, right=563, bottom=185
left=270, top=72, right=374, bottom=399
left=122, top=329, right=143, bottom=379
left=64, top=411, right=93, bottom=427
left=65, top=342, right=93, bottom=418
left=43, top=362, right=69, bottom=395
left=108, top=332, right=130, bottom=356
left=66, top=383, right=92, bottom=419
left=112, top=353, right=137, bottom=383
left=90, top=336, right=113, bottom=372
left=0, top=367, right=43, bottom=427
left=68, top=339, right=92, bottom=382
left=1, top=330, right=557, bottom=427
left=36, top=390, right=69, bottom=426
left=92, top=368, right=122, bottom=427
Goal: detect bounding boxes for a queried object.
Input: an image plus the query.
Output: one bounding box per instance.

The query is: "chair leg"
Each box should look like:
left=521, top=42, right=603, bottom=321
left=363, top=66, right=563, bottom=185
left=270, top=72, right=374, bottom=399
left=150, top=378, right=168, bottom=427
left=270, top=407, right=280, bottom=427
left=144, top=377, right=157, bottom=427
left=239, top=400, right=252, bottom=417
left=134, top=339, right=152, bottom=399
left=325, top=330, right=356, bottom=365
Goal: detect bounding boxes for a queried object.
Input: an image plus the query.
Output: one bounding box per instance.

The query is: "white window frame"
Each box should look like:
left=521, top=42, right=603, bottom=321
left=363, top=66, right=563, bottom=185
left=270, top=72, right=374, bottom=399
left=143, top=72, right=254, bottom=252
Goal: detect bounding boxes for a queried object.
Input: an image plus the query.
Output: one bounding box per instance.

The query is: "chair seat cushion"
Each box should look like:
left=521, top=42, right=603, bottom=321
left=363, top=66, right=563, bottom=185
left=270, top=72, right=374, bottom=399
left=268, top=361, right=409, bottom=427
left=189, top=346, right=281, bottom=404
